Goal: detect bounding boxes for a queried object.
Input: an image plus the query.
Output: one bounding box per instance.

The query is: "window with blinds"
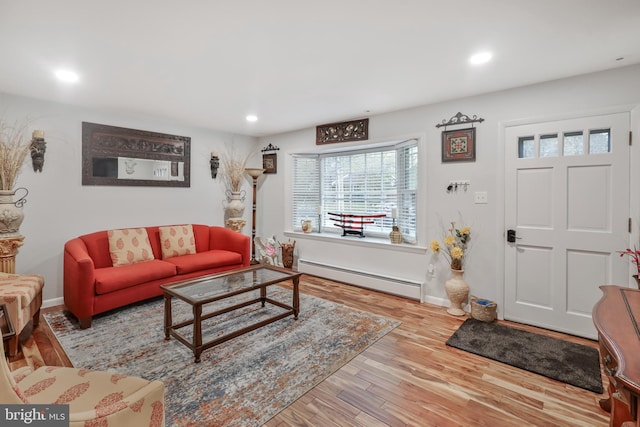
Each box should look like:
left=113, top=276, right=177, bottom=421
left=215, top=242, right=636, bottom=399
left=292, top=139, right=418, bottom=243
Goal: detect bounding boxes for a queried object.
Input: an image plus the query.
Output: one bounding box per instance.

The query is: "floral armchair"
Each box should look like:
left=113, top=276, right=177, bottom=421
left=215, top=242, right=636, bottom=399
left=1, top=339, right=165, bottom=426
left=0, top=272, right=43, bottom=356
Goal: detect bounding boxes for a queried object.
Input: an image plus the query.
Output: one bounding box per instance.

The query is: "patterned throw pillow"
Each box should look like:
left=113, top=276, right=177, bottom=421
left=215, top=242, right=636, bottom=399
left=159, top=224, right=196, bottom=259
left=107, top=228, right=155, bottom=267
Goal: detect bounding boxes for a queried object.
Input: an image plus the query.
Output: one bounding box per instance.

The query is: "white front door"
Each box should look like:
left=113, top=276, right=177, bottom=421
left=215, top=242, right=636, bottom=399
left=504, top=112, right=630, bottom=339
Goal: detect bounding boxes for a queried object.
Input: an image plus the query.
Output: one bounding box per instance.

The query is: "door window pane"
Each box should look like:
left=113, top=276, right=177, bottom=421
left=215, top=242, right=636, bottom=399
left=540, top=134, right=559, bottom=157
left=518, top=136, right=535, bottom=158
left=589, top=129, right=611, bottom=154
left=563, top=131, right=584, bottom=156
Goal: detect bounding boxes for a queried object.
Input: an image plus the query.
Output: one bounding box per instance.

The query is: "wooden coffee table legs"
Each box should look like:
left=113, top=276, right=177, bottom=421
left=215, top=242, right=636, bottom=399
left=292, top=276, right=299, bottom=319
left=193, top=304, right=203, bottom=363
left=164, top=280, right=300, bottom=363
left=163, top=294, right=172, bottom=341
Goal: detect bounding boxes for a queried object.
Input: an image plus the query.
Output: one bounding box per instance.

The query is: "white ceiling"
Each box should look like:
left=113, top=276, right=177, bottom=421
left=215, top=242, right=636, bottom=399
left=1, top=1, right=639, bottom=137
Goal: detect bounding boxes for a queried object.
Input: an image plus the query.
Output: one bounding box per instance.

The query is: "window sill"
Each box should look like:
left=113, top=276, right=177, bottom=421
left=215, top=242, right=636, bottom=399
left=283, top=231, right=427, bottom=254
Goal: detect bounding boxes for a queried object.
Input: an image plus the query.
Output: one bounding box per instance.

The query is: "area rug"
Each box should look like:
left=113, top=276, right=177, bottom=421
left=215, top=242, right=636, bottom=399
left=45, top=288, right=400, bottom=426
left=446, top=318, right=603, bottom=393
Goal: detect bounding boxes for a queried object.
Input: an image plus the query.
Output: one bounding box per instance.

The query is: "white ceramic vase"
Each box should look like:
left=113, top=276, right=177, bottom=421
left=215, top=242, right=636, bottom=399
left=224, top=190, right=246, bottom=219
left=445, top=268, right=469, bottom=316
left=0, top=188, right=27, bottom=237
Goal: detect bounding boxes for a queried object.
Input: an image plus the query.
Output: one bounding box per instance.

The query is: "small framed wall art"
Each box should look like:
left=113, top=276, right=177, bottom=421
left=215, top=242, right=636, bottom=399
left=261, top=143, right=279, bottom=174
left=262, top=153, right=277, bottom=174
left=442, top=127, right=476, bottom=162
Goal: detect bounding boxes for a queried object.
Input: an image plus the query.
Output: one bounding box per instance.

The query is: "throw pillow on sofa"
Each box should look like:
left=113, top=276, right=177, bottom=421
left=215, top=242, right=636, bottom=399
left=107, top=228, right=155, bottom=266
left=159, top=224, right=196, bottom=259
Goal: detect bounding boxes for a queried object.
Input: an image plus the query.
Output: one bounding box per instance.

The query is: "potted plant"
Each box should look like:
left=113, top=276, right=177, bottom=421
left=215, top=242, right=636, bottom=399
left=430, top=221, right=472, bottom=316
left=429, top=221, right=471, bottom=271
left=619, top=246, right=640, bottom=288
left=0, top=119, right=31, bottom=236
left=220, top=145, right=251, bottom=224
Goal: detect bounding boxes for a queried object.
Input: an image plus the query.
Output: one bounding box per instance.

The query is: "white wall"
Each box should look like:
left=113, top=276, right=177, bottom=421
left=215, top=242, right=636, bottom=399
left=2, top=64, right=639, bottom=311
left=258, top=64, right=640, bottom=308
left=0, top=93, right=259, bottom=304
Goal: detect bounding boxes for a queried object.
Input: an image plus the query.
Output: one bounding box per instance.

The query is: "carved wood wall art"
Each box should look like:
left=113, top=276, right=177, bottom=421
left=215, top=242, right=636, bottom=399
left=316, top=118, right=369, bottom=145
left=82, top=122, right=191, bottom=187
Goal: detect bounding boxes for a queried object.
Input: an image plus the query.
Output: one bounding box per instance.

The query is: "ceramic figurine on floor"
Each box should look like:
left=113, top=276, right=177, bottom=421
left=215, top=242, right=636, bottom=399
left=255, top=235, right=283, bottom=267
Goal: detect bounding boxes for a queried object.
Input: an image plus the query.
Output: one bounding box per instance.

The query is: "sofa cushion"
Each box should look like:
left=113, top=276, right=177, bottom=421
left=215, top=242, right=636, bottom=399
left=159, top=224, right=196, bottom=259
left=107, top=228, right=155, bottom=267
left=95, top=260, right=176, bottom=294
left=163, top=250, right=243, bottom=275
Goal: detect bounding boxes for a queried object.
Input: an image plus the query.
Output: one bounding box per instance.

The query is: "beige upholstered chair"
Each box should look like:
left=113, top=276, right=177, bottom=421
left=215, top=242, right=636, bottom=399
left=1, top=339, right=165, bottom=426
left=0, top=272, right=43, bottom=356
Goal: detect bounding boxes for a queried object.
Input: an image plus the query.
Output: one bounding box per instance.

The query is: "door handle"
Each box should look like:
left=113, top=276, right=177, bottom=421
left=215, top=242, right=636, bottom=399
left=507, top=229, right=521, bottom=243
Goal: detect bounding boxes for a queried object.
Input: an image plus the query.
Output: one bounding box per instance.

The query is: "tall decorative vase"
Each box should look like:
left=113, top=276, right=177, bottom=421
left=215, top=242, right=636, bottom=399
left=224, top=190, right=246, bottom=219
left=445, top=268, right=469, bottom=316
left=0, top=188, right=27, bottom=237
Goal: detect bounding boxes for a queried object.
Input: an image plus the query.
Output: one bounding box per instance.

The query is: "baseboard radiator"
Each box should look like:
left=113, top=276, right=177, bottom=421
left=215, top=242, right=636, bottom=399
left=298, top=259, right=424, bottom=302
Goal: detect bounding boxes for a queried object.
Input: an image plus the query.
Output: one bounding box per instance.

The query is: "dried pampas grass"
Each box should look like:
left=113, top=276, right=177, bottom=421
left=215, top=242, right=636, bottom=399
left=0, top=119, right=31, bottom=190
left=220, top=144, right=251, bottom=193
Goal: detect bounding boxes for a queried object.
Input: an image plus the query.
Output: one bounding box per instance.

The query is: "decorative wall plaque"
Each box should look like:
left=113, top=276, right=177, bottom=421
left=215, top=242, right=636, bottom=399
left=82, top=122, right=190, bottom=187
left=436, top=112, right=483, bottom=163
left=261, top=143, right=279, bottom=174
left=442, top=127, right=476, bottom=162
left=435, top=112, right=484, bottom=128
left=316, top=118, right=369, bottom=145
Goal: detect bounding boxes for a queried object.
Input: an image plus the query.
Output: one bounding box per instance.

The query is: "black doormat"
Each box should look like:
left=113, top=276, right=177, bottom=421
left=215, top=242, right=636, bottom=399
left=446, top=318, right=603, bottom=393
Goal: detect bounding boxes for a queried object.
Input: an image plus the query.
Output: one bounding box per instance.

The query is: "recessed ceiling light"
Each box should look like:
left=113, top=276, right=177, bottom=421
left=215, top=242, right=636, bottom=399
left=55, top=69, right=79, bottom=83
left=246, top=115, right=258, bottom=122
left=469, top=52, right=492, bottom=65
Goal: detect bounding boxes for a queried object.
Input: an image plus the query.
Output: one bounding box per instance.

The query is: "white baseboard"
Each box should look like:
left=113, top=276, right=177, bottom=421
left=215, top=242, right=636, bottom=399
left=423, top=294, right=447, bottom=308
left=298, top=259, right=424, bottom=302
left=43, top=297, right=64, bottom=309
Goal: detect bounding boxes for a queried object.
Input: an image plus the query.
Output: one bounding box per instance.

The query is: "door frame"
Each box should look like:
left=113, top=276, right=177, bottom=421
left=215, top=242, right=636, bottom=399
left=497, top=104, right=639, bottom=321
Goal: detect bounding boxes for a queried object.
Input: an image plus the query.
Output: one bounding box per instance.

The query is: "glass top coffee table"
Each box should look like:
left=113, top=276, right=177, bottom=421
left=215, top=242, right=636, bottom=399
left=160, top=265, right=301, bottom=363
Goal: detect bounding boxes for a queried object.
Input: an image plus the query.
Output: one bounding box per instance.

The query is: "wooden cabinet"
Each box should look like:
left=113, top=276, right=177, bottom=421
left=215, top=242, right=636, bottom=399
left=593, top=286, right=640, bottom=427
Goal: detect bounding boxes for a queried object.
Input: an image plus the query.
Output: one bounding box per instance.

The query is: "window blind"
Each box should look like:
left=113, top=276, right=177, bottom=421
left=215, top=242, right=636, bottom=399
left=292, top=155, right=320, bottom=231
left=292, top=139, right=418, bottom=241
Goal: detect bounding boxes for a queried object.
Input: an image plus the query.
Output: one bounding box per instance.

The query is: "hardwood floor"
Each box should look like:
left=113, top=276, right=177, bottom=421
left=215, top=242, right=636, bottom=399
left=9, top=275, right=609, bottom=426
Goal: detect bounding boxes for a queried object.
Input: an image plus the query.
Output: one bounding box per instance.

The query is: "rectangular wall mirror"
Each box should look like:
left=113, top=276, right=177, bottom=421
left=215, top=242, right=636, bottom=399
left=82, top=122, right=191, bottom=187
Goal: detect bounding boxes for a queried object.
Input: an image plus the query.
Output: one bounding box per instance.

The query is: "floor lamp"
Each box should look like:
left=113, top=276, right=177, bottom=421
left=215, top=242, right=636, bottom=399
left=245, top=168, right=265, bottom=265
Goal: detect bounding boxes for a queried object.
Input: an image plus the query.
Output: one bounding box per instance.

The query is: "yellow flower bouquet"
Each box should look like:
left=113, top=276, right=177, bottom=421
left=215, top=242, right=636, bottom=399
left=429, top=222, right=471, bottom=271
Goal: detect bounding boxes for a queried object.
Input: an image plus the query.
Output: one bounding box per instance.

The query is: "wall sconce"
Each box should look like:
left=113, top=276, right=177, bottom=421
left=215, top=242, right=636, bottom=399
left=210, top=151, right=219, bottom=179
left=30, top=130, right=46, bottom=173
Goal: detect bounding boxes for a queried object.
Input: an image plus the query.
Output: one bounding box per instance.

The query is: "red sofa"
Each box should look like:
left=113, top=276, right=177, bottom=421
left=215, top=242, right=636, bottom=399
left=64, top=224, right=250, bottom=328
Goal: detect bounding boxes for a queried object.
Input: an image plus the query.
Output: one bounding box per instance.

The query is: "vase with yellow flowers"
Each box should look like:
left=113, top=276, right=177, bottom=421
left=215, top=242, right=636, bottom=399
left=0, top=119, right=31, bottom=237
left=430, top=221, right=472, bottom=316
